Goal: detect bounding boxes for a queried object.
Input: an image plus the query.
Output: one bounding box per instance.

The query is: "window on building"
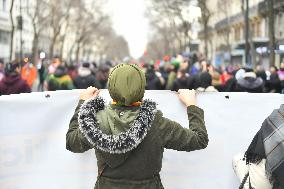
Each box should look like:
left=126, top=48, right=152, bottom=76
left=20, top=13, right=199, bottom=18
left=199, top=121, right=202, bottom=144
left=256, top=21, right=261, bottom=37
left=0, top=30, right=10, bottom=44
left=2, top=0, right=7, bottom=12
left=235, top=27, right=240, bottom=41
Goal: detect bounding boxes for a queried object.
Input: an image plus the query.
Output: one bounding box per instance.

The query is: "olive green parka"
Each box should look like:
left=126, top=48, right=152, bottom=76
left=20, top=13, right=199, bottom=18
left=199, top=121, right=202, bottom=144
left=66, top=97, right=208, bottom=189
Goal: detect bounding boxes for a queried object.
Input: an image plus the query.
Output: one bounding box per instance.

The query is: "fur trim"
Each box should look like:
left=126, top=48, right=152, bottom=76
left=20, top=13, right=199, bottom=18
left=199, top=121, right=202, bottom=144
left=78, top=96, right=157, bottom=154
left=78, top=67, right=91, bottom=77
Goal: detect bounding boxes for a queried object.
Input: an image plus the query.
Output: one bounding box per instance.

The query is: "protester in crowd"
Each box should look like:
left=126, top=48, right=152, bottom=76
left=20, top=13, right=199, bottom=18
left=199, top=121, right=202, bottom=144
left=67, top=65, right=78, bottom=80
left=208, top=64, right=222, bottom=90
left=172, top=68, right=191, bottom=91
left=278, top=62, right=284, bottom=81
left=224, top=69, right=239, bottom=92
left=0, top=59, right=5, bottom=82
left=190, top=54, right=201, bottom=75
left=266, top=66, right=281, bottom=93
left=66, top=64, right=208, bottom=189
left=47, top=65, right=74, bottom=91
left=48, top=57, right=61, bottom=74
left=37, top=60, right=47, bottom=92
left=160, top=63, right=172, bottom=89
left=278, top=62, right=284, bottom=91
left=90, top=61, right=99, bottom=75
left=235, top=69, right=264, bottom=93
left=233, top=104, right=284, bottom=189
left=0, top=62, right=31, bottom=95
left=96, top=64, right=110, bottom=89
left=255, top=64, right=267, bottom=85
left=220, top=66, right=233, bottom=86
left=166, top=59, right=179, bottom=90
left=73, top=62, right=101, bottom=89
left=21, top=59, right=37, bottom=88
left=196, top=71, right=218, bottom=92
left=145, top=64, right=164, bottom=90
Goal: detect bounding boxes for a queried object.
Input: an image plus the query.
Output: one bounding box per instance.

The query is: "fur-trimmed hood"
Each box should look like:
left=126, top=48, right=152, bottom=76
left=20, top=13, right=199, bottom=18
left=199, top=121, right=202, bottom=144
left=78, top=96, right=157, bottom=154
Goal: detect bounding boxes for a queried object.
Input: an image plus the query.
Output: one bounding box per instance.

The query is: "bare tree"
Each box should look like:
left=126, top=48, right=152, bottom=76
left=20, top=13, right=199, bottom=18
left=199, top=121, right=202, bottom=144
left=48, top=0, right=73, bottom=59
left=26, top=0, right=50, bottom=64
left=9, top=0, right=15, bottom=61
left=146, top=0, right=193, bottom=59
left=241, top=0, right=256, bottom=66
left=268, top=0, right=275, bottom=66
left=70, top=1, right=107, bottom=62
left=197, top=0, right=211, bottom=59
left=217, top=0, right=232, bottom=58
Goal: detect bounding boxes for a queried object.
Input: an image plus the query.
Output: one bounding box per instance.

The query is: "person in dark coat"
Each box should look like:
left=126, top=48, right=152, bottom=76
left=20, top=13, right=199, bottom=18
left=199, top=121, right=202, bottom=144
left=73, top=62, right=101, bottom=89
left=145, top=65, right=163, bottom=90
left=235, top=71, right=264, bottom=93
left=0, top=62, right=31, bottom=95
left=171, top=68, right=190, bottom=91
left=266, top=66, right=281, bottom=93
left=96, top=65, right=110, bottom=89
left=37, top=61, right=46, bottom=91
left=66, top=64, right=208, bottom=189
left=196, top=72, right=218, bottom=92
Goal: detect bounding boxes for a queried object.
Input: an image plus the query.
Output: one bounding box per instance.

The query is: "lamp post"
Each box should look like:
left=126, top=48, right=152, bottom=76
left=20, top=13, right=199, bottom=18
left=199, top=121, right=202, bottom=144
left=245, top=0, right=250, bottom=66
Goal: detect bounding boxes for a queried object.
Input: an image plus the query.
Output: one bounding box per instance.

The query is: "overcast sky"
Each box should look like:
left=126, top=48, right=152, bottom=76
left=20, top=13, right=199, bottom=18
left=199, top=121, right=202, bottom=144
left=106, top=0, right=149, bottom=58
left=106, top=0, right=201, bottom=59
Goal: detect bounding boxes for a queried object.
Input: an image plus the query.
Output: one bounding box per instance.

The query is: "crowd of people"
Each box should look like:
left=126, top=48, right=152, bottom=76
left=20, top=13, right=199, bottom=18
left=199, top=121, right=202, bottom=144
left=1, top=53, right=284, bottom=95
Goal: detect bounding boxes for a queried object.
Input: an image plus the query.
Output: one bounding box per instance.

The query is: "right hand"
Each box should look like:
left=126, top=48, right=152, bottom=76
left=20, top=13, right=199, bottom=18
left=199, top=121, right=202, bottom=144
left=80, top=86, right=100, bottom=101
left=177, top=89, right=196, bottom=107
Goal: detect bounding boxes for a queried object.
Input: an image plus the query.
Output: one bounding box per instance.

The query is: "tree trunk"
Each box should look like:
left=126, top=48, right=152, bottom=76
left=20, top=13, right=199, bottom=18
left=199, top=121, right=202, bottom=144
left=204, top=20, right=209, bottom=60
left=9, top=0, right=15, bottom=61
left=75, top=41, right=81, bottom=63
left=32, top=33, right=39, bottom=65
left=49, top=36, right=57, bottom=59
left=268, top=0, right=275, bottom=66
left=59, top=36, right=66, bottom=61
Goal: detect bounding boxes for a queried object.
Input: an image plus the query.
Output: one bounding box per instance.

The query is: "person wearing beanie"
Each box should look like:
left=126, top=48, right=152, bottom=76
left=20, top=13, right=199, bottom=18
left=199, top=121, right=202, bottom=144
left=66, top=63, right=209, bottom=189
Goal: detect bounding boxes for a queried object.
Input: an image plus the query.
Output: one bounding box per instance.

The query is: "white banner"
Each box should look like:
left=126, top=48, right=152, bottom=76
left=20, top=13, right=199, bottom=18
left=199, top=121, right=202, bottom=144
left=0, top=90, right=283, bottom=189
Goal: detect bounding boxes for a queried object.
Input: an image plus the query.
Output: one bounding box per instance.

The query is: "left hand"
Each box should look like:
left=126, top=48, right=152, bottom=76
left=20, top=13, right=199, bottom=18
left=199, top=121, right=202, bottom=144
left=80, top=87, right=100, bottom=100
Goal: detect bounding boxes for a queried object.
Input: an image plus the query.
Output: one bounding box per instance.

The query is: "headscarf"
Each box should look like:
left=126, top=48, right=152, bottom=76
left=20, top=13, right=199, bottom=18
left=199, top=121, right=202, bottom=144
left=108, top=64, right=146, bottom=106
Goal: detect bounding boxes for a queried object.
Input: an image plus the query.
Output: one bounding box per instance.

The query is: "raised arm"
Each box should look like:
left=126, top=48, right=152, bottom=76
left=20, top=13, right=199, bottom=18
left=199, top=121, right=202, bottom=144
left=159, top=89, right=209, bottom=151
left=66, top=87, right=100, bottom=153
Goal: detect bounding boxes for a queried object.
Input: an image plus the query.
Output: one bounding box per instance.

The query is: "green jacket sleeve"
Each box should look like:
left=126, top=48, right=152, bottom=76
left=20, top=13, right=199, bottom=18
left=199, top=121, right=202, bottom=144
left=159, top=105, right=208, bottom=152
left=66, top=100, right=93, bottom=153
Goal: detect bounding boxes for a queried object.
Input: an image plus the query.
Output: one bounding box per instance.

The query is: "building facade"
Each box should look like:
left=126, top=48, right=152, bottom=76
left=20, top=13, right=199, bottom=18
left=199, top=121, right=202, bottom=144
left=198, top=0, right=284, bottom=68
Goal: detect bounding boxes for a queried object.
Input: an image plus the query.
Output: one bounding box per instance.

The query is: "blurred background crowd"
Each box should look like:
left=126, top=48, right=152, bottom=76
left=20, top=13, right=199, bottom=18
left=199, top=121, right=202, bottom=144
left=1, top=53, right=284, bottom=95
left=1, top=0, right=284, bottom=96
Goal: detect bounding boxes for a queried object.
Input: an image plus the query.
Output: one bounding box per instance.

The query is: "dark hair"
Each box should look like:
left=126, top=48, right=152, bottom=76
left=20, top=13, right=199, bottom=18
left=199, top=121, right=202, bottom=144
left=5, top=62, right=20, bottom=75
left=199, top=72, right=212, bottom=89
left=82, top=62, right=90, bottom=68
left=270, top=65, right=278, bottom=71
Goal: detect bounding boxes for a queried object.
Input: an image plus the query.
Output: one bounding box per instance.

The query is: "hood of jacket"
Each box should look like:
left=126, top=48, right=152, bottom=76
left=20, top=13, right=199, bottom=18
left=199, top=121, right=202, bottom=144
left=78, top=96, right=157, bottom=167
left=78, top=67, right=91, bottom=77
left=237, top=77, right=263, bottom=89
left=2, top=74, right=22, bottom=85
left=54, top=67, right=67, bottom=78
